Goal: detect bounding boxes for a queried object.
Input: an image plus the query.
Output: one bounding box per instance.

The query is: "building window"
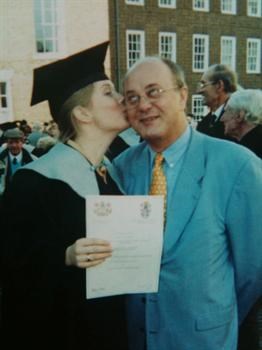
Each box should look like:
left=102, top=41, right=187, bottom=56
left=126, top=0, right=144, bottom=5
left=221, top=0, right=237, bottom=14
left=33, top=0, right=65, bottom=57
left=221, top=36, right=236, bottom=70
left=192, top=95, right=208, bottom=121
left=0, top=70, right=13, bottom=123
left=193, top=0, right=209, bottom=11
left=126, top=30, right=145, bottom=69
left=159, top=32, right=176, bottom=61
left=246, top=38, right=261, bottom=73
left=158, top=0, right=176, bottom=8
left=247, top=0, right=261, bottom=17
left=192, top=34, right=209, bottom=72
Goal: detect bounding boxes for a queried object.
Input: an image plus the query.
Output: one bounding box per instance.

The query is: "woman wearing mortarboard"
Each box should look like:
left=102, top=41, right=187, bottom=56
left=1, top=42, right=129, bottom=350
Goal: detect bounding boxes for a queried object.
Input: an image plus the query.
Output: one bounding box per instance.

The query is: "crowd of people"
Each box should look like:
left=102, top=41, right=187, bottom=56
left=0, top=120, right=58, bottom=196
left=0, top=41, right=261, bottom=350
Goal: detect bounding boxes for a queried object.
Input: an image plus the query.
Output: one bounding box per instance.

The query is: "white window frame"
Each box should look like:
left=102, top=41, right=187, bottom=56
left=247, top=0, right=262, bottom=17
left=246, top=38, right=261, bottom=74
left=159, top=32, right=177, bottom=62
left=220, top=36, right=236, bottom=70
left=0, top=70, right=14, bottom=123
left=126, top=30, right=145, bottom=69
left=221, top=0, right=237, bottom=14
left=193, top=0, right=209, bottom=12
left=158, top=0, right=176, bottom=8
left=125, top=0, right=144, bottom=5
left=192, top=95, right=209, bottom=121
left=192, top=34, right=209, bottom=72
left=33, top=0, right=66, bottom=59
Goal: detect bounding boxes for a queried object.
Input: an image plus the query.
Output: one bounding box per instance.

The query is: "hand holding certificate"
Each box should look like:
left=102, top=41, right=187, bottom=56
left=85, top=195, right=164, bottom=299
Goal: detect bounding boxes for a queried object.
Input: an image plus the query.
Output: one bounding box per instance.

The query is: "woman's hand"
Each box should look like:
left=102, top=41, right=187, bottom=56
left=65, top=237, right=112, bottom=268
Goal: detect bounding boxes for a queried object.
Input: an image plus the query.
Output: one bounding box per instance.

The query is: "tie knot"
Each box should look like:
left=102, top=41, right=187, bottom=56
left=154, top=153, right=164, bottom=166
left=12, top=157, right=17, bottom=165
left=210, top=114, right=217, bottom=123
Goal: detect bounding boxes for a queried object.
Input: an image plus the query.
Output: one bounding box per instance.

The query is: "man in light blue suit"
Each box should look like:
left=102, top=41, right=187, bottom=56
left=113, top=57, right=262, bottom=350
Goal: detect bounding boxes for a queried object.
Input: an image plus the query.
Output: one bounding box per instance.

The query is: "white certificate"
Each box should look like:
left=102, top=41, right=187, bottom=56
left=85, top=195, right=164, bottom=299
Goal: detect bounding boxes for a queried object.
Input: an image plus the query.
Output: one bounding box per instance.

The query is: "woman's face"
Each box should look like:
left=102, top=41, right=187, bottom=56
left=87, top=80, right=129, bottom=133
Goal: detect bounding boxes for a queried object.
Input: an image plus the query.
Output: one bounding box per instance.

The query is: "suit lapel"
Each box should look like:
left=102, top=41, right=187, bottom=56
left=165, top=131, right=206, bottom=247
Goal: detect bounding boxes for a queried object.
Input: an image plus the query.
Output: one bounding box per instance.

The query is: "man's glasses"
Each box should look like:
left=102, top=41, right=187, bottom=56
left=124, top=86, right=178, bottom=109
left=197, top=81, right=216, bottom=90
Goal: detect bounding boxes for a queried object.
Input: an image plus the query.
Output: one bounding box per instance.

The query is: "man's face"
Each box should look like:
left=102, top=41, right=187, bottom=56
left=124, top=59, right=188, bottom=148
left=6, top=138, right=23, bottom=156
left=220, top=107, right=240, bottom=138
left=197, top=71, right=219, bottom=109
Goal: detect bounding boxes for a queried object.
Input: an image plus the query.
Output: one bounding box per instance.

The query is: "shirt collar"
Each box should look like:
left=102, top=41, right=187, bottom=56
left=9, top=151, right=23, bottom=163
left=213, top=103, right=225, bottom=120
left=148, top=126, right=191, bottom=167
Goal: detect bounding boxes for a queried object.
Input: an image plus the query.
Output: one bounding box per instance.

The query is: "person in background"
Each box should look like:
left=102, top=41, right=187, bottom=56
left=221, top=89, right=262, bottom=159
left=18, top=119, right=32, bottom=140
left=0, top=127, right=37, bottom=337
left=0, top=127, right=36, bottom=197
left=1, top=42, right=129, bottom=350
left=113, top=56, right=262, bottom=350
left=27, top=121, right=47, bottom=147
left=0, top=122, right=19, bottom=147
left=221, top=88, right=262, bottom=350
left=31, top=134, right=57, bottom=157
left=45, top=119, right=60, bottom=138
left=196, top=63, right=237, bottom=139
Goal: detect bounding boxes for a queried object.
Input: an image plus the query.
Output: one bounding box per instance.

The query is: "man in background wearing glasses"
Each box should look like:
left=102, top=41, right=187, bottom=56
left=113, top=57, right=262, bottom=350
left=196, top=63, right=238, bottom=139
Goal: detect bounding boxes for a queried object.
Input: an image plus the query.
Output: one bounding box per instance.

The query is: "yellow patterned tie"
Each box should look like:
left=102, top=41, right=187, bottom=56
left=149, top=153, right=167, bottom=218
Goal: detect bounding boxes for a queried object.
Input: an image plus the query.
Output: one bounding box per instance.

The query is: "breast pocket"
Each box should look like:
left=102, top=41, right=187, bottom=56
left=196, top=305, right=234, bottom=331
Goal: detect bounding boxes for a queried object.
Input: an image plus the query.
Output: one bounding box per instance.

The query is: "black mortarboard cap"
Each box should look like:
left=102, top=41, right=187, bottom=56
left=31, top=41, right=109, bottom=122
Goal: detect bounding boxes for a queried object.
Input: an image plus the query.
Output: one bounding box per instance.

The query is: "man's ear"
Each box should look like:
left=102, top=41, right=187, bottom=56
left=216, top=79, right=224, bottom=92
left=72, top=106, right=92, bottom=124
left=237, top=110, right=245, bottom=123
left=179, top=86, right=188, bottom=109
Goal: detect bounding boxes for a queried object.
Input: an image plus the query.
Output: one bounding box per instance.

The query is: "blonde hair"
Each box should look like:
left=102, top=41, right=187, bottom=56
left=58, top=84, right=94, bottom=143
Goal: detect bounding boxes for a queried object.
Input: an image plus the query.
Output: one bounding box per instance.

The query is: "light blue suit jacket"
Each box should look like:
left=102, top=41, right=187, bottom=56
left=114, top=129, right=262, bottom=350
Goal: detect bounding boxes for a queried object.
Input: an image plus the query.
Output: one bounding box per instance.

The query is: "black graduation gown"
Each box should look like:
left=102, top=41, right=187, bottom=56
left=197, top=112, right=236, bottom=141
left=196, top=112, right=224, bottom=138
left=1, top=145, right=128, bottom=350
left=240, top=125, right=262, bottom=159
left=237, top=125, right=262, bottom=350
left=106, top=135, right=130, bottom=161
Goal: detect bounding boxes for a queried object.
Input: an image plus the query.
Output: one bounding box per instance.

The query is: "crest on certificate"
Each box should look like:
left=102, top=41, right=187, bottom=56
left=93, top=201, right=112, bottom=216
left=140, top=201, right=152, bottom=218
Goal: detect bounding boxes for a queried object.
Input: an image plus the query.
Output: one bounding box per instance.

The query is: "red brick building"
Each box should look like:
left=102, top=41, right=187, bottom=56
left=109, top=0, right=262, bottom=119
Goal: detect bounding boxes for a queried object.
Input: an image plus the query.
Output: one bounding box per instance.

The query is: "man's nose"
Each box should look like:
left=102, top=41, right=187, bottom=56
left=138, top=95, right=152, bottom=110
left=196, top=86, right=204, bottom=94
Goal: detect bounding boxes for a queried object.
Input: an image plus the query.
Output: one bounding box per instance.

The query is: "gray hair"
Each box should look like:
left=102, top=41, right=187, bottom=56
left=36, top=135, right=57, bottom=150
left=227, top=89, right=262, bottom=124
left=31, top=121, right=43, bottom=132
left=207, top=64, right=238, bottom=93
